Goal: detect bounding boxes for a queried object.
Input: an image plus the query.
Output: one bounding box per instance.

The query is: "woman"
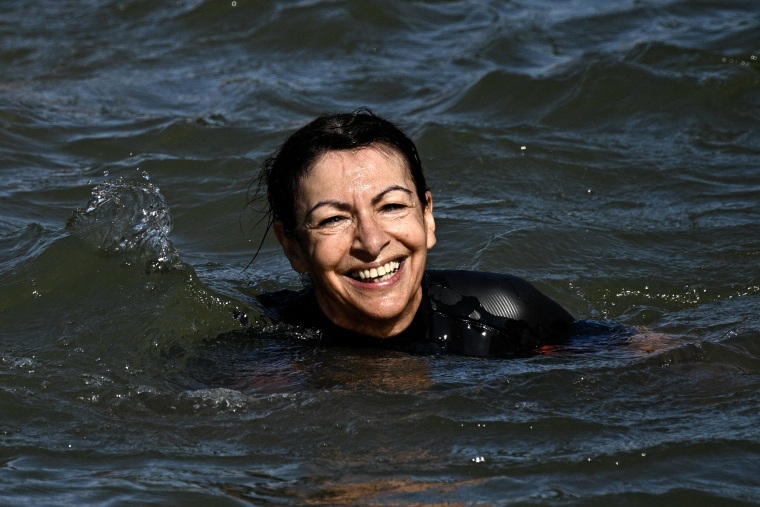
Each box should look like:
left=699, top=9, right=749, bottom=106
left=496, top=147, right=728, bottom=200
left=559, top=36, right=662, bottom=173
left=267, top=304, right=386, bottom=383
left=254, top=109, right=574, bottom=357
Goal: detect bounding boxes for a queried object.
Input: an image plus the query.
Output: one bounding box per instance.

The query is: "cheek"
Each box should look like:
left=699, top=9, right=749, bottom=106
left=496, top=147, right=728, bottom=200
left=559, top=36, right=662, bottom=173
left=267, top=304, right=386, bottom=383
left=307, top=236, right=348, bottom=272
left=397, top=216, right=429, bottom=247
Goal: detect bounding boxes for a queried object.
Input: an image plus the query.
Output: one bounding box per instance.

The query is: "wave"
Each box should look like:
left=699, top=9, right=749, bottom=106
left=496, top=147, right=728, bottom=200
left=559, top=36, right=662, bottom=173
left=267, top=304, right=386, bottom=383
left=66, top=177, right=181, bottom=273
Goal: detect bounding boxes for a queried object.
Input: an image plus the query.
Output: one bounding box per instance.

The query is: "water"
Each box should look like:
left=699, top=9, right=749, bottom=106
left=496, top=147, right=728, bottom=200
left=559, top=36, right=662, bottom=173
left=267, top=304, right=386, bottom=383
left=1, top=0, right=759, bottom=504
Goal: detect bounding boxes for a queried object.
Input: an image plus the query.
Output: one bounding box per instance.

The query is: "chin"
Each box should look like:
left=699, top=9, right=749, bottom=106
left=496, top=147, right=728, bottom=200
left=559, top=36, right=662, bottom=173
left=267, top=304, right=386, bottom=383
left=354, top=294, right=420, bottom=332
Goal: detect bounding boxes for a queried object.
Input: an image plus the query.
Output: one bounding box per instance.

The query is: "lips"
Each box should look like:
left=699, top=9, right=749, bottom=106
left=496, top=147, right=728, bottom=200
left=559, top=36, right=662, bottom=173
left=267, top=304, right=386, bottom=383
left=349, top=260, right=401, bottom=283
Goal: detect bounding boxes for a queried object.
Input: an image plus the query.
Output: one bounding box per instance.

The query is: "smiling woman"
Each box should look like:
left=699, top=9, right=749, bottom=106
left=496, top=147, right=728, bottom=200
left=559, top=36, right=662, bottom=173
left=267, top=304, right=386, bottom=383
left=254, top=109, right=575, bottom=357
left=277, top=147, right=435, bottom=338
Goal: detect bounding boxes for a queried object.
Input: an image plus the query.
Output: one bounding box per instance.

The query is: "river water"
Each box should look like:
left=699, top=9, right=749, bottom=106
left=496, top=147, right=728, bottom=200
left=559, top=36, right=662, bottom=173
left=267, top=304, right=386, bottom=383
left=2, top=1, right=759, bottom=505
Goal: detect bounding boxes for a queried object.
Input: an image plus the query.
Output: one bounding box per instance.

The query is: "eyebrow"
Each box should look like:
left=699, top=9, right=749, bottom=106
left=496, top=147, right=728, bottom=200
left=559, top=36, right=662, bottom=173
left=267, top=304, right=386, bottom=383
left=304, top=185, right=414, bottom=222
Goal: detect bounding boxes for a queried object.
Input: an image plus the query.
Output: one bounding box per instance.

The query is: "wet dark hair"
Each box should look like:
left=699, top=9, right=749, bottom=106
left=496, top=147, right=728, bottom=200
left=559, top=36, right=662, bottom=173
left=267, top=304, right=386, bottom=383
left=251, top=109, right=428, bottom=255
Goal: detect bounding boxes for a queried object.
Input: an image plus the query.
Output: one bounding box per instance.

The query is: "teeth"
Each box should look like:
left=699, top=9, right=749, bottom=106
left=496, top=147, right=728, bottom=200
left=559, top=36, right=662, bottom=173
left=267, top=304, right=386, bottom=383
left=353, top=261, right=400, bottom=282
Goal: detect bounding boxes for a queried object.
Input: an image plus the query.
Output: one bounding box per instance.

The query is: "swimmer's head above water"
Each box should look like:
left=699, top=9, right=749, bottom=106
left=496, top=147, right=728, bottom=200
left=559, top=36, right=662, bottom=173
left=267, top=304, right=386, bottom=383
left=257, top=109, right=437, bottom=338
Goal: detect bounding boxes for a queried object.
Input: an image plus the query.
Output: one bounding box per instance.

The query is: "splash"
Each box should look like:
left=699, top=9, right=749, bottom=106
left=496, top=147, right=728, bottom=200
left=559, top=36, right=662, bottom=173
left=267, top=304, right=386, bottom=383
left=67, top=178, right=181, bottom=272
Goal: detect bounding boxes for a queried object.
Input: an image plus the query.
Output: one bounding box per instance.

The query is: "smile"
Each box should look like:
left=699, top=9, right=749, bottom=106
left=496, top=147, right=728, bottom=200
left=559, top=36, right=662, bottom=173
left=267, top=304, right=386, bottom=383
left=349, top=260, right=401, bottom=283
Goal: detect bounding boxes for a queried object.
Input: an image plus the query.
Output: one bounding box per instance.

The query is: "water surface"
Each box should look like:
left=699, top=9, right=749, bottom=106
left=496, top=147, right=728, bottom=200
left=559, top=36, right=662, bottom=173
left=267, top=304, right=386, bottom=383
left=1, top=0, right=759, bottom=504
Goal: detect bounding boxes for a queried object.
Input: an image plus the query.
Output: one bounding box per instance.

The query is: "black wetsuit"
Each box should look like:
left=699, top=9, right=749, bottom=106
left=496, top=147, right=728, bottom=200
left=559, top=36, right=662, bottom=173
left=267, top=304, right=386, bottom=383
left=257, top=270, right=574, bottom=358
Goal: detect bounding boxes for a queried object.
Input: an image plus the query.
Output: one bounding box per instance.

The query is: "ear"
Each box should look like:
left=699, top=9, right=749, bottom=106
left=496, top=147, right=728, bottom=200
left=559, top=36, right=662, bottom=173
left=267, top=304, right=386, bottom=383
left=423, top=191, right=436, bottom=249
left=273, top=220, right=308, bottom=274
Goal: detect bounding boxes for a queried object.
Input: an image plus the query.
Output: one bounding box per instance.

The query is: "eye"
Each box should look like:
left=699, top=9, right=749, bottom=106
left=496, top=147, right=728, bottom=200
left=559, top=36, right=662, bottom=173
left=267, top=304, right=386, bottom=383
left=380, top=203, right=407, bottom=213
left=317, top=215, right=349, bottom=228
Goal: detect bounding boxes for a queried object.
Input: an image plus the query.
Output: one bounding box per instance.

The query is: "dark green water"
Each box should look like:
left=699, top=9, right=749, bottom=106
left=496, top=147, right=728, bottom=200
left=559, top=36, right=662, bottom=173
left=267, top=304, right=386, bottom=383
left=1, top=1, right=759, bottom=504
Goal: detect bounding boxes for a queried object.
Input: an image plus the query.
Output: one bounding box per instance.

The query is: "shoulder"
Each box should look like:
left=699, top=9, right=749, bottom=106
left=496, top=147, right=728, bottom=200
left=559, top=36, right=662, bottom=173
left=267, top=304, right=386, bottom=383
left=426, top=269, right=573, bottom=323
left=256, top=288, right=320, bottom=328
left=424, top=269, right=574, bottom=356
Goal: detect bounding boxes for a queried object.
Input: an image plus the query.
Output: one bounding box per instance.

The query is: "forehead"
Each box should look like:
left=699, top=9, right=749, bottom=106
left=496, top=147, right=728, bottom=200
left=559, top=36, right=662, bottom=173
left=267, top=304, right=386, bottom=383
left=300, top=146, right=414, bottom=193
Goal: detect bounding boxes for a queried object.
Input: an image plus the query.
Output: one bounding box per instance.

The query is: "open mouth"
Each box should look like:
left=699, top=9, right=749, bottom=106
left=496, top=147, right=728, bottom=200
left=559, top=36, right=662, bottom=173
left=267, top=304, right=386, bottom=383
left=349, top=260, right=401, bottom=283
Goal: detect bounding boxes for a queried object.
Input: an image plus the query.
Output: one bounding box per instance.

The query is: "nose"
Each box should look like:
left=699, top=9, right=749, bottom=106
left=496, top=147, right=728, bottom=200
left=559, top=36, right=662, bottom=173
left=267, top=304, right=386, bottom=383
left=352, top=212, right=390, bottom=259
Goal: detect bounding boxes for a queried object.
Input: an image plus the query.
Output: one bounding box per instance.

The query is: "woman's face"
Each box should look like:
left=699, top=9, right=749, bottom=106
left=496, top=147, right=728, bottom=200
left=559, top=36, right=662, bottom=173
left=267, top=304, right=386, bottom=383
left=274, top=146, right=436, bottom=338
